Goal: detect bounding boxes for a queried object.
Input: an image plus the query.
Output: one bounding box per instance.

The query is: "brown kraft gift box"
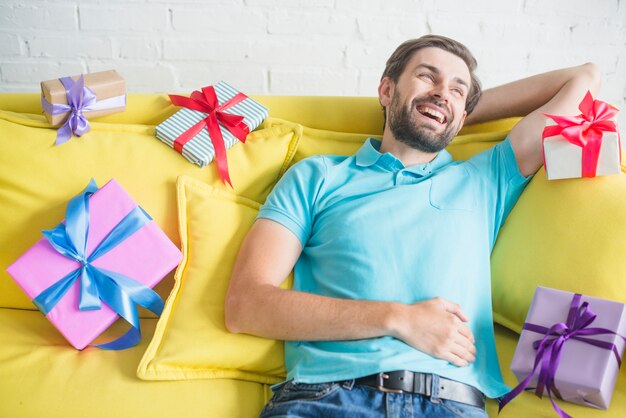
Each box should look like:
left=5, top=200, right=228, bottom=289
left=41, top=69, right=126, bottom=126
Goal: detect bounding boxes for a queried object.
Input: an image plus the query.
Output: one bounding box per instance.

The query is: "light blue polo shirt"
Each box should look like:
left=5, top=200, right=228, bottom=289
left=257, top=137, right=531, bottom=398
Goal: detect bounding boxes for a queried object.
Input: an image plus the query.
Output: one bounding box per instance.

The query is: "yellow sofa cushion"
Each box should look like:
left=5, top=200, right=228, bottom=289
left=0, top=110, right=300, bottom=310
left=490, top=167, right=626, bottom=333
left=138, top=176, right=290, bottom=384
left=0, top=308, right=267, bottom=418
left=1, top=309, right=622, bottom=418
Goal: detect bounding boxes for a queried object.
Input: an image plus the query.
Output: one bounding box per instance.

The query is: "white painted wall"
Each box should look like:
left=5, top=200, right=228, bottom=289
left=1, top=0, right=625, bottom=128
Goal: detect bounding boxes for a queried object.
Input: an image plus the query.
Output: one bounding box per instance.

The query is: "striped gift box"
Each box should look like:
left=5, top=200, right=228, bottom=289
left=155, top=81, right=268, bottom=167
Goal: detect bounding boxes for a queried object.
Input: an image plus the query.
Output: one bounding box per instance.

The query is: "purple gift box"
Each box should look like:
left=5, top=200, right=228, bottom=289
left=509, top=286, right=626, bottom=413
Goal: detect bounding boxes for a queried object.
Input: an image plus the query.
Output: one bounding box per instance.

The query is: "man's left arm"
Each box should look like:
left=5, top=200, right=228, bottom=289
left=464, top=63, right=601, bottom=177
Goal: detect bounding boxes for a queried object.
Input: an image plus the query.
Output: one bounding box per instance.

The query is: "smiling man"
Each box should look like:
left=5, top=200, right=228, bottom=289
left=225, top=35, right=599, bottom=417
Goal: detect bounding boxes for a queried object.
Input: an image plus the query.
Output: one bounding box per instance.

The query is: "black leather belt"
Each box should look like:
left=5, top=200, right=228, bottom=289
left=355, top=371, right=485, bottom=409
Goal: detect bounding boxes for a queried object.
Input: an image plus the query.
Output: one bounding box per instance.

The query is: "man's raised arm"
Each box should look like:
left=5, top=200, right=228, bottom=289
left=464, top=63, right=600, bottom=177
left=224, top=218, right=477, bottom=367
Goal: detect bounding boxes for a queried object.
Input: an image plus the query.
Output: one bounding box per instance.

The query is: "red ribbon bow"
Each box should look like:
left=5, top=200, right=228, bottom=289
left=168, top=86, right=250, bottom=186
left=542, top=91, right=619, bottom=178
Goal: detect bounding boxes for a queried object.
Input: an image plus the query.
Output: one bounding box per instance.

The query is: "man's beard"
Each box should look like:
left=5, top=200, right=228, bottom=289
left=388, top=92, right=460, bottom=154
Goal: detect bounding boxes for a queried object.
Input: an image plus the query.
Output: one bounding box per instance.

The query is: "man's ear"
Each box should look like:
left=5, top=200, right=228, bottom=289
left=378, top=77, right=393, bottom=108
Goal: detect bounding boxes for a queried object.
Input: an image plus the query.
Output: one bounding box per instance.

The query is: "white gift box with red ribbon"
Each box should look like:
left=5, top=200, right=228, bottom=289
left=542, top=92, right=621, bottom=180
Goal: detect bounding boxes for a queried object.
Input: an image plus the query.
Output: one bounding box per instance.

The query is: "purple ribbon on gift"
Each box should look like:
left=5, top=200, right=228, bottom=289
left=499, top=293, right=626, bottom=418
left=41, top=75, right=126, bottom=146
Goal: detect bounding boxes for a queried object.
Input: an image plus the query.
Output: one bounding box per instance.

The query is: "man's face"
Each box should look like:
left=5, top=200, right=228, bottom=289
left=381, top=47, right=471, bottom=153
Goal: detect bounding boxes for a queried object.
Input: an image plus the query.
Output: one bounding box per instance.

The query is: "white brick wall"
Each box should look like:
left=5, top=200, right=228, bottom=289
left=0, top=0, right=625, bottom=129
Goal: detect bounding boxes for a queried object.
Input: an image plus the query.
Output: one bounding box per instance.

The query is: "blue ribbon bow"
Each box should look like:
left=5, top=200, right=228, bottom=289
left=32, top=179, right=164, bottom=350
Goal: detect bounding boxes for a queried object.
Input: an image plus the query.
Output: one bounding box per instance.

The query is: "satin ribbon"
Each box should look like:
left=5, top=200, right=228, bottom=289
left=42, top=75, right=127, bottom=146
left=499, top=293, right=626, bottom=418
left=543, top=91, right=619, bottom=178
left=32, top=179, right=164, bottom=350
left=168, top=86, right=250, bottom=187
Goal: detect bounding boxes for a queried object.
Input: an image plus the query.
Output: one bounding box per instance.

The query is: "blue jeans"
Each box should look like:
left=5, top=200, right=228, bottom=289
left=260, top=376, right=489, bottom=418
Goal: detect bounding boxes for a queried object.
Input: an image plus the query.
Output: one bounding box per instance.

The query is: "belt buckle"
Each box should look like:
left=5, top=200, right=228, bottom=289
left=376, top=373, right=404, bottom=394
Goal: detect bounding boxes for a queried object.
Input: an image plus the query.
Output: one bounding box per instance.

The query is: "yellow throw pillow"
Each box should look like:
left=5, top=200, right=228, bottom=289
left=0, top=110, right=300, bottom=310
left=491, top=167, right=626, bottom=333
left=137, top=176, right=290, bottom=383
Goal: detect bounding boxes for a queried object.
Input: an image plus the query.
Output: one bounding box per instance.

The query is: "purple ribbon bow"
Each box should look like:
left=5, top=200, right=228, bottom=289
left=499, top=293, right=626, bottom=418
left=47, top=75, right=97, bottom=145
left=41, top=75, right=126, bottom=146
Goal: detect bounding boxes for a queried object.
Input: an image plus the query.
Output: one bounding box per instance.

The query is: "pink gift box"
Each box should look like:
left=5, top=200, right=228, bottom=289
left=6, top=179, right=182, bottom=350
left=510, top=286, right=626, bottom=411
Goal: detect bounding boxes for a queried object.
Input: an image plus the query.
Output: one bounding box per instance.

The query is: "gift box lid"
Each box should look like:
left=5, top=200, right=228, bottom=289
left=6, top=179, right=182, bottom=350
left=511, top=286, right=626, bottom=409
left=41, top=70, right=126, bottom=126
left=543, top=119, right=621, bottom=180
left=155, top=81, right=269, bottom=168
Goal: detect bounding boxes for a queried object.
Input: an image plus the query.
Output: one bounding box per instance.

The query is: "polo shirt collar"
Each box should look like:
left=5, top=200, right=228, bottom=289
left=356, top=137, right=453, bottom=174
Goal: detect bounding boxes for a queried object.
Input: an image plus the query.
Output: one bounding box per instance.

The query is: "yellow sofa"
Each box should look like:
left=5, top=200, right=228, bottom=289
left=1, top=93, right=625, bottom=418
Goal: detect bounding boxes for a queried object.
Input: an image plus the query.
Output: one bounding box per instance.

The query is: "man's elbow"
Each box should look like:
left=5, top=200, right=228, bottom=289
left=580, top=62, right=601, bottom=95
left=224, top=290, right=246, bottom=334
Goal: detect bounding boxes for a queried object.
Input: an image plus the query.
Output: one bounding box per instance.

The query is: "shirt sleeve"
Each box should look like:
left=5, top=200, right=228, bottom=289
left=257, top=156, right=327, bottom=246
left=465, top=136, right=533, bottom=242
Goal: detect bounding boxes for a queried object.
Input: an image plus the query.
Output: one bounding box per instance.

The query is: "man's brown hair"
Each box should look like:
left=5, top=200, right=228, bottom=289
left=381, top=35, right=482, bottom=120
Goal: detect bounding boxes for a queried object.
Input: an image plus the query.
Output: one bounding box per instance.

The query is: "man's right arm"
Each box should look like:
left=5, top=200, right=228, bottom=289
left=224, top=218, right=476, bottom=367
